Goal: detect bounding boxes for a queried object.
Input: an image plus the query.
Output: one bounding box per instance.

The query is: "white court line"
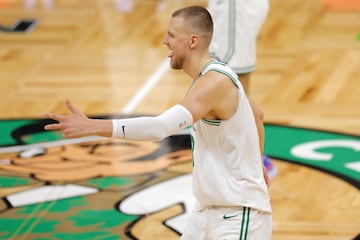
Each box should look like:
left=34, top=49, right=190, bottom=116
left=121, top=58, right=170, bottom=115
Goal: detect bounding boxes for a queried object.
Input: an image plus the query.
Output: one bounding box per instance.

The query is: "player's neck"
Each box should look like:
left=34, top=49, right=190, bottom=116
left=183, top=53, right=212, bottom=80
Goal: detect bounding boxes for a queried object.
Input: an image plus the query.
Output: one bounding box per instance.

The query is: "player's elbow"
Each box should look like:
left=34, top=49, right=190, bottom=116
left=147, top=131, right=168, bottom=141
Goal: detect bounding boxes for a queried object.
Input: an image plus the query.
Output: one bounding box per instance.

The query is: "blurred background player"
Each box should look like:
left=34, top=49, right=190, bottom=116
left=208, top=0, right=269, bottom=93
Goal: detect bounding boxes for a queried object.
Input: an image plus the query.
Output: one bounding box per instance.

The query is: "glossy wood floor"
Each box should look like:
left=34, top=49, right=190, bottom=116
left=1, top=0, right=359, bottom=239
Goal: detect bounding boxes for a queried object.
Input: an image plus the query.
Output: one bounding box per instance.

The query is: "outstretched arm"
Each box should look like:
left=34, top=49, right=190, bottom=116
left=44, top=99, right=193, bottom=140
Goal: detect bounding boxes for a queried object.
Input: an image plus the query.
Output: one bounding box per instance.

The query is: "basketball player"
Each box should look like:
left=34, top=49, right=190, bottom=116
left=44, top=6, right=272, bottom=239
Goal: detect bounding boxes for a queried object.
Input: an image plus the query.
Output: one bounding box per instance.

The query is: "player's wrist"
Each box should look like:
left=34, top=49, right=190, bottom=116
left=91, top=119, right=113, bottom=137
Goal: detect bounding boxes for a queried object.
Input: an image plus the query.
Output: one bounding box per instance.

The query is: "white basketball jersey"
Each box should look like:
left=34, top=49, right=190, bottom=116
left=191, top=61, right=271, bottom=213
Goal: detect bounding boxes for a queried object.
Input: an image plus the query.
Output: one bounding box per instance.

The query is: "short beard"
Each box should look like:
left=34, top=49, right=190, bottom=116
left=170, top=56, right=184, bottom=70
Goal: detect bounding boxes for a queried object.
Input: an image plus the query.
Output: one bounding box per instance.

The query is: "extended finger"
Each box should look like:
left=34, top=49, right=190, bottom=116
left=66, top=99, right=80, bottom=114
left=44, top=123, right=62, bottom=131
left=44, top=112, right=64, bottom=121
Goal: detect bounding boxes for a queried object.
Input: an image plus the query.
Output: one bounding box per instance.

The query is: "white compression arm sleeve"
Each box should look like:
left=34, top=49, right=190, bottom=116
left=112, top=104, right=193, bottom=141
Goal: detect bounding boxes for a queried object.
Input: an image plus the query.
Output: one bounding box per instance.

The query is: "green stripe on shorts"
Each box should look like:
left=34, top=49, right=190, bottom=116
left=239, top=207, right=250, bottom=240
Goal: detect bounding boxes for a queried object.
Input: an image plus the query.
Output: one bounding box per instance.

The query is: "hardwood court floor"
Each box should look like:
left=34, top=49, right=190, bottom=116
left=0, top=0, right=359, bottom=239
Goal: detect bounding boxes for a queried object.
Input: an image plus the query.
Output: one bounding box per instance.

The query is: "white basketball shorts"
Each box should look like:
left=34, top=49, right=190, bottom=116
left=180, top=206, right=272, bottom=240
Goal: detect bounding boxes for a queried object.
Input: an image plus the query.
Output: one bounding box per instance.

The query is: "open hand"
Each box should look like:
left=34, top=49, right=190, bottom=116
left=44, top=99, right=93, bottom=138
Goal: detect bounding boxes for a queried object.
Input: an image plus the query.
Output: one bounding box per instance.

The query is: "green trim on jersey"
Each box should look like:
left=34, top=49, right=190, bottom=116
left=210, top=69, right=240, bottom=89
left=201, top=118, right=221, bottom=126
left=200, top=61, right=240, bottom=89
left=222, top=0, right=236, bottom=62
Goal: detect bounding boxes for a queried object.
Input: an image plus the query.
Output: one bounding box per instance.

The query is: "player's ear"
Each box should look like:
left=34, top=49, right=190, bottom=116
left=189, top=34, right=199, bottom=48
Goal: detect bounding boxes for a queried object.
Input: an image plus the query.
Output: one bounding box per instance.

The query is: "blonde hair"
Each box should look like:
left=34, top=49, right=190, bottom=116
left=172, top=6, right=213, bottom=46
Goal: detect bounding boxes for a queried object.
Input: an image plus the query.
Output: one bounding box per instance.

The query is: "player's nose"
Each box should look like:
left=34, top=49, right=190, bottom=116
left=162, top=35, right=169, bottom=45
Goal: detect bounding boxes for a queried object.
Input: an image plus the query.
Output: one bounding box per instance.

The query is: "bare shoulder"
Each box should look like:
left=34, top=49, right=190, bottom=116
left=180, top=70, right=238, bottom=121
left=196, top=70, right=236, bottom=95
